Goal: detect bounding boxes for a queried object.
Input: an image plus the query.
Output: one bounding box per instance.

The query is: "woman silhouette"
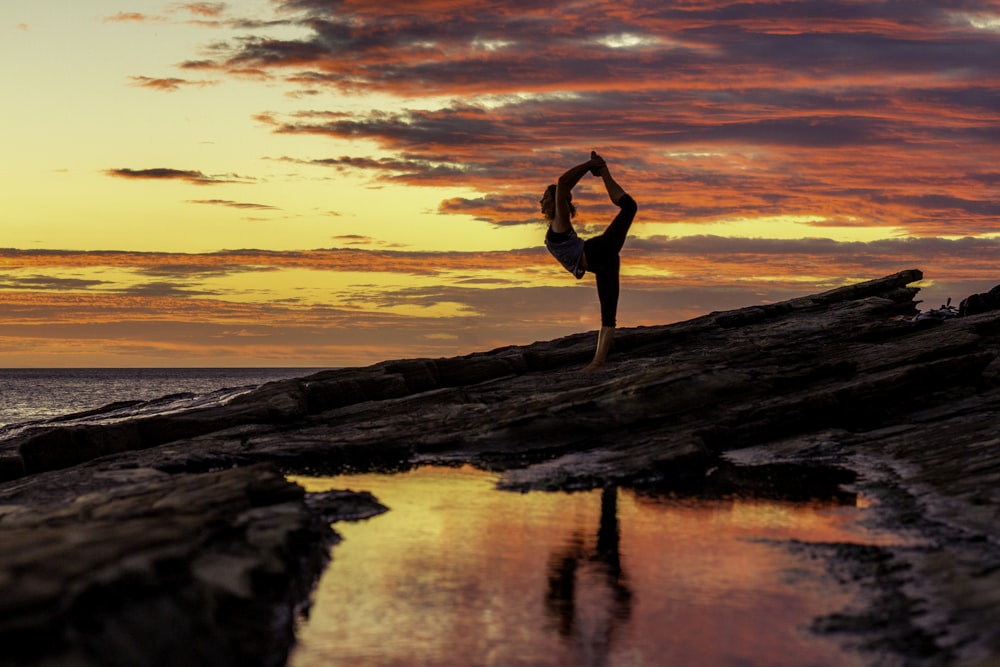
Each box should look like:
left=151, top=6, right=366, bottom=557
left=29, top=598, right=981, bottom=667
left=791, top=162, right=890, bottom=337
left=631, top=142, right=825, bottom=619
left=541, top=151, right=637, bottom=371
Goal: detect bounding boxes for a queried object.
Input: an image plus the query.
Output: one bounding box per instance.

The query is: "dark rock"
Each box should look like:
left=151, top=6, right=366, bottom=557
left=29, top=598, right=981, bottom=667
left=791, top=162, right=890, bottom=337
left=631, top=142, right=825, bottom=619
left=2, top=268, right=1000, bottom=665
left=304, top=489, right=388, bottom=523
left=959, top=283, right=1000, bottom=316
left=48, top=399, right=147, bottom=422
left=18, top=422, right=141, bottom=472
left=0, top=464, right=333, bottom=667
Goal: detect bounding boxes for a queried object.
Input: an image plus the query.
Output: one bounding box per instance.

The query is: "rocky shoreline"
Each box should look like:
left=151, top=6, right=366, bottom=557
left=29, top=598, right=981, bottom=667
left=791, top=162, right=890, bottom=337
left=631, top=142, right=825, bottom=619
left=2, top=269, right=999, bottom=666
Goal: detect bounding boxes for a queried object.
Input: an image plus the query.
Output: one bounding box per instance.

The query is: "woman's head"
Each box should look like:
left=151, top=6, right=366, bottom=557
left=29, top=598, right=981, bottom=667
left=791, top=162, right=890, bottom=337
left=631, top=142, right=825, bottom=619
left=539, top=184, right=575, bottom=221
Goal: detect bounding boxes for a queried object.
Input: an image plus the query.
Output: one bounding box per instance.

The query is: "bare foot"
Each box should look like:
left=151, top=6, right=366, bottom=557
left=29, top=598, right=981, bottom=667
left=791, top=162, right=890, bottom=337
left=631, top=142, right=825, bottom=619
left=582, top=362, right=606, bottom=373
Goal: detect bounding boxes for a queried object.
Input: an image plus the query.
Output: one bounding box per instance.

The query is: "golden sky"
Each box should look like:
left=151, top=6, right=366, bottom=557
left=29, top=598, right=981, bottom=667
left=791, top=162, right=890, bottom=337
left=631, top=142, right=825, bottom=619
left=3, top=1, right=1000, bottom=367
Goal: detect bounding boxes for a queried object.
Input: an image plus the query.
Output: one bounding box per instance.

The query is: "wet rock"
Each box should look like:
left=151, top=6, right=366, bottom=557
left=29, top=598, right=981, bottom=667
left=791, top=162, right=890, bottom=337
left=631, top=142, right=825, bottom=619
left=304, top=489, right=388, bottom=523
left=2, top=268, right=1000, bottom=665
left=0, top=464, right=335, bottom=667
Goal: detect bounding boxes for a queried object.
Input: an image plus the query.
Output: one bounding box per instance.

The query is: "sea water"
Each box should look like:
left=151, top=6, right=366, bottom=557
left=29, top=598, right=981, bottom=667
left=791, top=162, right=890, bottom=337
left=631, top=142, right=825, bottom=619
left=0, top=368, right=320, bottom=430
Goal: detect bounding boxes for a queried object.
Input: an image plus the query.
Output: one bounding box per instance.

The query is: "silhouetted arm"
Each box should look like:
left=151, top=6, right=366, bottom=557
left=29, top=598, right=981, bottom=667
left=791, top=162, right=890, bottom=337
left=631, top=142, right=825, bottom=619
left=552, top=156, right=604, bottom=231
left=590, top=151, right=627, bottom=205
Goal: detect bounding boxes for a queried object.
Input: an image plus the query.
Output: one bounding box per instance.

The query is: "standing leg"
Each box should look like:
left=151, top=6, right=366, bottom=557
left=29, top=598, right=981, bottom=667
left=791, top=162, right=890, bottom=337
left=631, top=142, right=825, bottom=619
left=584, top=260, right=620, bottom=372
left=583, top=198, right=635, bottom=372
left=593, top=258, right=621, bottom=329
left=585, top=325, right=616, bottom=372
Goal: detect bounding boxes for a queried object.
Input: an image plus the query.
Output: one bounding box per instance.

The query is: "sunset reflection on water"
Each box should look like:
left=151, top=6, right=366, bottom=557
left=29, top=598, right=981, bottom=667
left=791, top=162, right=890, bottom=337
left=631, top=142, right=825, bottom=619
left=288, top=465, right=888, bottom=667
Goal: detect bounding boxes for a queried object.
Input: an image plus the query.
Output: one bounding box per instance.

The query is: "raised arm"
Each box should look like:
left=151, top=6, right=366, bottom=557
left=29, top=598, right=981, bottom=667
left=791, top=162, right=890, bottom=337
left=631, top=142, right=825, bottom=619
left=552, top=156, right=605, bottom=231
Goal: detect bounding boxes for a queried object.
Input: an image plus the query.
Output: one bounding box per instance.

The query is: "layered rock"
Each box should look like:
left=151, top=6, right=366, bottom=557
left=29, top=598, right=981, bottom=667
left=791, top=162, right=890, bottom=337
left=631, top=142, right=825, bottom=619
left=1, top=268, right=999, bottom=666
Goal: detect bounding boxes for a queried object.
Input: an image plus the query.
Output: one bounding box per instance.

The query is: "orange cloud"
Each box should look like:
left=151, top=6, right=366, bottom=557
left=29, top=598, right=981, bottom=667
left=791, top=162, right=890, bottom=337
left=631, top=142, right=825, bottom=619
left=5, top=237, right=1000, bottom=286
left=0, top=248, right=547, bottom=277
left=179, top=3, right=227, bottom=18
left=104, top=12, right=156, bottom=23
left=150, top=0, right=994, bottom=239
left=129, top=76, right=217, bottom=92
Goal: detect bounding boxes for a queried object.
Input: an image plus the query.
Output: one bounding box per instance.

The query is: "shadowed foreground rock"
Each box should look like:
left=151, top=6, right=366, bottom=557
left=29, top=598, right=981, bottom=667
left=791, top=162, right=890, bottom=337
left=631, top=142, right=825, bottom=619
left=2, top=269, right=999, bottom=666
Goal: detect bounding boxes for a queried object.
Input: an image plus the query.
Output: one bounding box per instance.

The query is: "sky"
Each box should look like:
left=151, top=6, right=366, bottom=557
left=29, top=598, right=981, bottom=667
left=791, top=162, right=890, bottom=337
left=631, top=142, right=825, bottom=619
left=2, top=1, right=1000, bottom=368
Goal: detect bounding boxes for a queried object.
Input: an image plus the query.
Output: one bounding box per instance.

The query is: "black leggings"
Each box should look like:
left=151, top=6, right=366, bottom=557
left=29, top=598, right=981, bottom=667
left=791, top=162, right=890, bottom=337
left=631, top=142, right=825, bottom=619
left=584, top=194, right=637, bottom=328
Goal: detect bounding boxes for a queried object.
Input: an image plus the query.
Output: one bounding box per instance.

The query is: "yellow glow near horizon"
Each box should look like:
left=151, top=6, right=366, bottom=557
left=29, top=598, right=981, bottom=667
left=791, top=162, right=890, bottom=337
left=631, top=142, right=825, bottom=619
left=632, top=216, right=905, bottom=244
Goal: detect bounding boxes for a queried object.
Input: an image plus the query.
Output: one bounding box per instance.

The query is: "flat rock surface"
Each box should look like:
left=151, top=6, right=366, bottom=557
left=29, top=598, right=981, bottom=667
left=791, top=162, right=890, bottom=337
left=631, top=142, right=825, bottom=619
left=2, top=269, right=999, bottom=666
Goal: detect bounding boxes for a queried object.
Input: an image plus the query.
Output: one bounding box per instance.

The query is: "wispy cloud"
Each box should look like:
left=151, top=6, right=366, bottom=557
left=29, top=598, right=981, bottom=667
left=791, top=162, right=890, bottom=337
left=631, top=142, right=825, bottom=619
left=104, top=168, right=252, bottom=185
left=0, top=276, right=108, bottom=291
left=187, top=199, right=278, bottom=210
left=177, top=3, right=228, bottom=18
left=129, top=75, right=217, bottom=92
left=330, top=235, right=407, bottom=248
left=103, top=12, right=155, bottom=23
left=6, top=238, right=1000, bottom=281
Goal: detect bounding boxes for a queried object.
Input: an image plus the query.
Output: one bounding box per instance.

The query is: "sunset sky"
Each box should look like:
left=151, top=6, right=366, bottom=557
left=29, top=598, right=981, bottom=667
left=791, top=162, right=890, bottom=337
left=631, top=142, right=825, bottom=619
left=3, top=1, right=999, bottom=367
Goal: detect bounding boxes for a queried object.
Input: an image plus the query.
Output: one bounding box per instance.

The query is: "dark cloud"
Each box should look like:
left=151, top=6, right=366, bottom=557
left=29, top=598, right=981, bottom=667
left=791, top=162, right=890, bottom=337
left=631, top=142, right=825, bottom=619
left=331, top=234, right=370, bottom=245
left=179, top=59, right=219, bottom=70
left=439, top=194, right=538, bottom=226
left=628, top=234, right=1000, bottom=262
left=205, top=1, right=1000, bottom=95
left=104, top=168, right=250, bottom=185
left=286, top=154, right=479, bottom=181
left=329, top=235, right=407, bottom=248
left=870, top=193, right=1000, bottom=219
left=187, top=199, right=278, bottom=210
left=160, top=0, right=1000, bottom=237
left=0, top=276, right=107, bottom=291
left=118, top=281, right=214, bottom=298
left=260, top=106, right=513, bottom=150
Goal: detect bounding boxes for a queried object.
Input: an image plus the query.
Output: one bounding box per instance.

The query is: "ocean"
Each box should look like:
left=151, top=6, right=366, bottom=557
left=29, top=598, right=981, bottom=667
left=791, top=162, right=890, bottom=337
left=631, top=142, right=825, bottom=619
left=0, top=368, right=322, bottom=432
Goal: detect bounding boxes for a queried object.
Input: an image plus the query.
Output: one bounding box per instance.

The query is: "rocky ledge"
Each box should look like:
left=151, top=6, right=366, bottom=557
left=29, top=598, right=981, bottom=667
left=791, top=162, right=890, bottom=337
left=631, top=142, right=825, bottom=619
left=1, top=269, right=999, bottom=666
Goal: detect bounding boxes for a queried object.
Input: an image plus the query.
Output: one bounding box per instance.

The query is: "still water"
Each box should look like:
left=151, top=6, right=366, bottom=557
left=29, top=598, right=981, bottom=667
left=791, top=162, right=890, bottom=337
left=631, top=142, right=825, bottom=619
left=289, top=466, right=899, bottom=667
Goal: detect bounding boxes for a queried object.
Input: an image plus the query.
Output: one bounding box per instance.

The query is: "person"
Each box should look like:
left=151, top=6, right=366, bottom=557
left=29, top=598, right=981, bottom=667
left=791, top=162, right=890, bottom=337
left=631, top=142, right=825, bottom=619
left=541, top=151, right=637, bottom=371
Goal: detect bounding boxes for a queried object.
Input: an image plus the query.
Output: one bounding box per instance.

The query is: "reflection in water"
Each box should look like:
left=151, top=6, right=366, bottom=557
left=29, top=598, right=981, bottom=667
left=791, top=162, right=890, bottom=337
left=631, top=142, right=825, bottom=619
left=288, top=466, right=898, bottom=667
left=545, top=487, right=631, bottom=667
